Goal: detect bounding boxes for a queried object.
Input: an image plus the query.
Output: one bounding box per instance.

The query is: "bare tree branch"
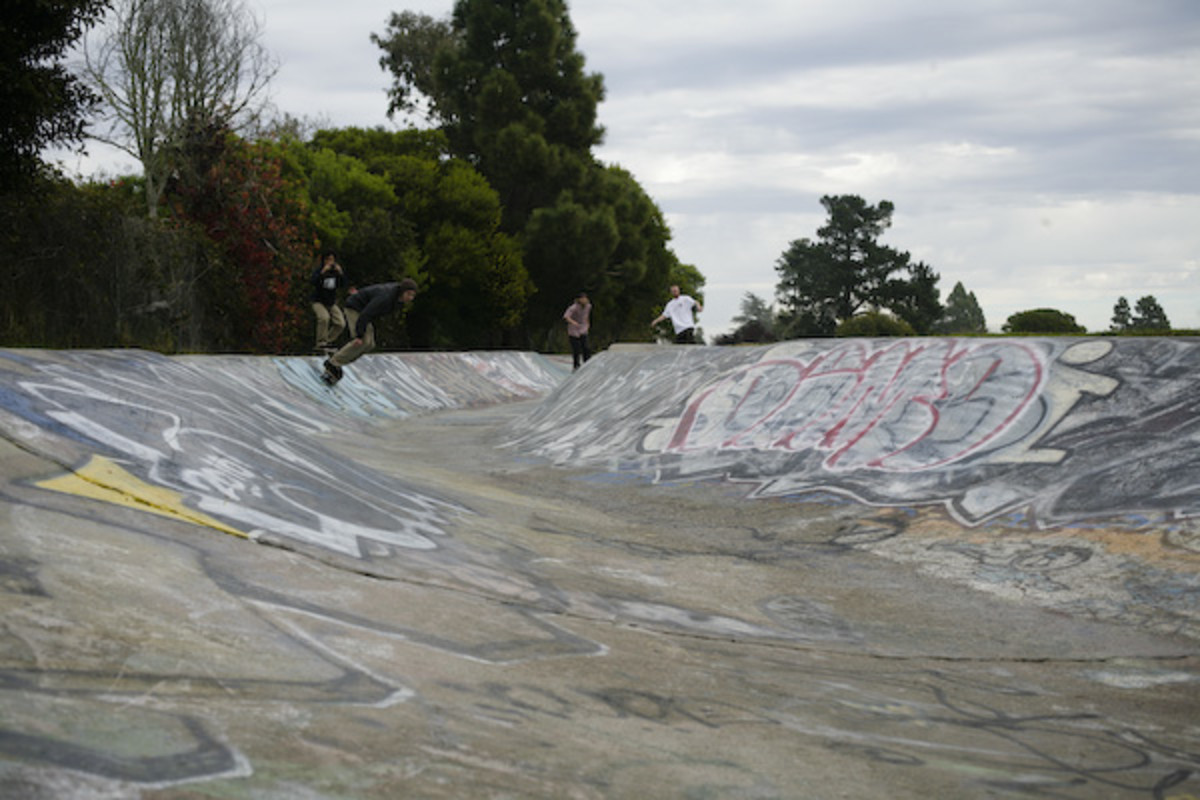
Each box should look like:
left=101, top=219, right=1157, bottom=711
left=82, top=0, right=277, bottom=216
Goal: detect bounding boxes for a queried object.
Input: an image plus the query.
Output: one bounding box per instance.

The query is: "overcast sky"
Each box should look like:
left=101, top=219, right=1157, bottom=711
left=55, top=0, right=1200, bottom=337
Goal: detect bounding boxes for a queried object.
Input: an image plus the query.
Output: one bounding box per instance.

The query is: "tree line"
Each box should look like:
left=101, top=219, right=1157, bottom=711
left=717, top=193, right=1185, bottom=343
left=2, top=0, right=1187, bottom=354
left=3, top=0, right=696, bottom=354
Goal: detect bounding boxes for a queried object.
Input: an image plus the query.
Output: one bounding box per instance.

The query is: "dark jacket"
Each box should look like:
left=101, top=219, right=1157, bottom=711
left=310, top=264, right=345, bottom=306
left=345, top=283, right=404, bottom=338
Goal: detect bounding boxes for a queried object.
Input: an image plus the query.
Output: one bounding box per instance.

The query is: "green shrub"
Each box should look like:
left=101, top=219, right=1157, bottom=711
left=836, top=311, right=917, bottom=337
left=1002, top=308, right=1086, bottom=334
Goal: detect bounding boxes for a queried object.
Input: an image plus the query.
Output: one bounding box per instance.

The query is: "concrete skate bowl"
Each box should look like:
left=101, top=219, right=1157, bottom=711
left=505, top=337, right=1200, bottom=637
left=0, top=348, right=568, bottom=555
left=1, top=341, right=1199, bottom=798
left=1, top=339, right=1197, bottom=627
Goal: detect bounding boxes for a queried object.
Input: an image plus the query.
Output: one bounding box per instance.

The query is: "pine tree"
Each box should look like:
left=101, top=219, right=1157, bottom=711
left=775, top=195, right=941, bottom=335
left=376, top=0, right=688, bottom=346
left=1111, top=296, right=1132, bottom=331
left=1, top=0, right=109, bottom=187
left=935, top=281, right=987, bottom=334
left=1131, top=295, right=1170, bottom=330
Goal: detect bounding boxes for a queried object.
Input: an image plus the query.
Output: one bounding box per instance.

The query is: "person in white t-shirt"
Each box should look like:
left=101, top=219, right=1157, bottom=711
left=651, top=284, right=703, bottom=343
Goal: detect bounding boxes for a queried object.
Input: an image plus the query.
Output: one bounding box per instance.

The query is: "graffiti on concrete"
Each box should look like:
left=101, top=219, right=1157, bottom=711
left=3, top=355, right=458, bottom=556
left=507, top=338, right=1200, bottom=528
left=0, top=479, right=603, bottom=791
left=656, top=339, right=1068, bottom=470
left=1, top=345, right=1198, bottom=796
left=0, top=349, right=562, bottom=559
left=5, top=470, right=1199, bottom=795
left=275, top=350, right=565, bottom=420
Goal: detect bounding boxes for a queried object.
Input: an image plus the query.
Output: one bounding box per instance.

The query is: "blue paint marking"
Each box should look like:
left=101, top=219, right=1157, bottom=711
left=272, top=357, right=406, bottom=421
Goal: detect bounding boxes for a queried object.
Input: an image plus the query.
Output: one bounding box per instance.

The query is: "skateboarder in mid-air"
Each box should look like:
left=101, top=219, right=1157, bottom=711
left=322, top=278, right=418, bottom=385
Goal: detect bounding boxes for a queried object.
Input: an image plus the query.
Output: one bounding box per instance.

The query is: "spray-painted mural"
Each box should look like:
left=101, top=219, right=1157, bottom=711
left=0, top=345, right=1197, bottom=796
left=0, top=349, right=566, bottom=557
left=506, top=338, right=1200, bottom=529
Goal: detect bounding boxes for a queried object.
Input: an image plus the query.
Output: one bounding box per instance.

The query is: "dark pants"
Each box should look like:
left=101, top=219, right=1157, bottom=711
left=569, top=335, right=591, bottom=369
left=674, top=327, right=696, bottom=344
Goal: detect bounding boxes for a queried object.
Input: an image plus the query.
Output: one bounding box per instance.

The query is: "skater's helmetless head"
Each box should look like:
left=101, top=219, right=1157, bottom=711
left=398, top=278, right=418, bottom=303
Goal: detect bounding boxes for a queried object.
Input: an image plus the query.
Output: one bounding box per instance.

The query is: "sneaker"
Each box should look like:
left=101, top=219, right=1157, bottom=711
left=323, top=359, right=343, bottom=380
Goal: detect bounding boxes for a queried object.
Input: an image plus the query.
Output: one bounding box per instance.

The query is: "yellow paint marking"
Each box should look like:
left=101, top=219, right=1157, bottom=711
left=37, top=455, right=248, bottom=539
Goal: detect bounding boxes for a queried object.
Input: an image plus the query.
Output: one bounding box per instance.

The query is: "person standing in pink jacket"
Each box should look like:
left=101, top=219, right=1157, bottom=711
left=563, top=290, right=592, bottom=370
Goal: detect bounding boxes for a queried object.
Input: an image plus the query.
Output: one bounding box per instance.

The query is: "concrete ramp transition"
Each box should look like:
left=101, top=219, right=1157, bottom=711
left=508, top=338, right=1200, bottom=530
left=0, top=349, right=566, bottom=554
left=0, top=341, right=1197, bottom=798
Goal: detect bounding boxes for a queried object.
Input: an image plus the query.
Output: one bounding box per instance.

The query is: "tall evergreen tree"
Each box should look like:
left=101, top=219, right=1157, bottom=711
left=1, top=0, right=110, bottom=187
left=885, top=260, right=942, bottom=335
left=936, top=281, right=988, bottom=334
left=775, top=195, right=940, bottom=336
left=433, top=0, right=604, bottom=228
left=1111, top=296, right=1132, bottom=331
left=376, top=0, right=691, bottom=348
left=1131, top=295, right=1170, bottom=330
left=715, top=292, right=778, bottom=344
left=373, top=11, right=456, bottom=124
left=732, top=292, right=776, bottom=330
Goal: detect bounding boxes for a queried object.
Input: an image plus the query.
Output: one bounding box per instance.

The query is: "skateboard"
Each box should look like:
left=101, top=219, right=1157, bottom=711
left=320, top=359, right=343, bottom=386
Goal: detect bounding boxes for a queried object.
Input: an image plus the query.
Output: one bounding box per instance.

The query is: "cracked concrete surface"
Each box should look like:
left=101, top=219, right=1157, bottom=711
left=0, top=345, right=1197, bottom=798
